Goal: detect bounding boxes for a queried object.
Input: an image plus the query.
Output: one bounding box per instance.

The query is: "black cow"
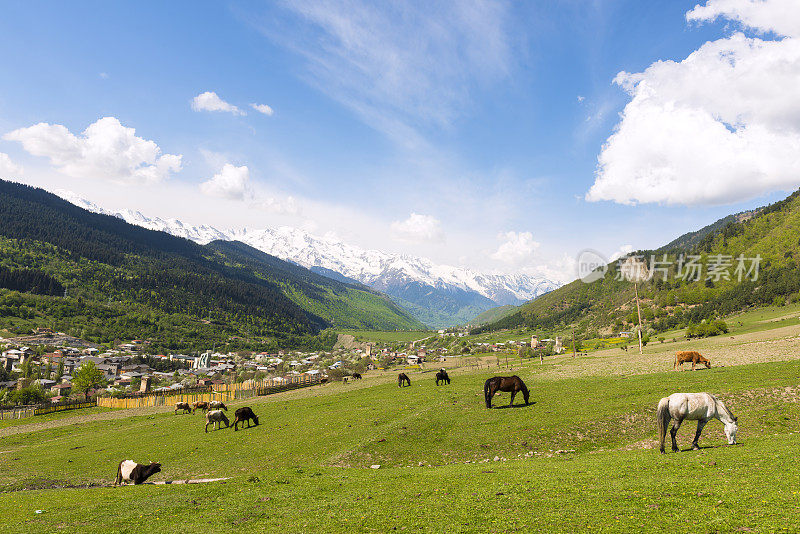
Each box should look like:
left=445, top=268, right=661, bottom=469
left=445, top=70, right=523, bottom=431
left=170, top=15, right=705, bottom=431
left=352, top=373, right=362, bottom=380
left=398, top=373, right=411, bottom=387
left=114, top=460, right=161, bottom=486
left=435, top=368, right=450, bottom=386
left=233, top=407, right=259, bottom=431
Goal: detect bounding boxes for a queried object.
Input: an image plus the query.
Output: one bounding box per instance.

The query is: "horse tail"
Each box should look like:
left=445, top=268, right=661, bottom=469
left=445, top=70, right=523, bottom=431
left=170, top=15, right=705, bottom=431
left=484, top=379, right=492, bottom=408
left=657, top=397, right=670, bottom=453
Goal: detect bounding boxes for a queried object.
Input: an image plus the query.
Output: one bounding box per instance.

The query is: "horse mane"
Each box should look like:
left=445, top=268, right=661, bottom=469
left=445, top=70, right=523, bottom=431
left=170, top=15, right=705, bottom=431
left=715, top=396, right=736, bottom=421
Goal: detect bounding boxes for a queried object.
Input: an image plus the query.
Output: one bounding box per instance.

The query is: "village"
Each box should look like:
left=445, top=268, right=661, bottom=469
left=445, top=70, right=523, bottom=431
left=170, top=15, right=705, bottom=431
left=0, top=327, right=569, bottom=408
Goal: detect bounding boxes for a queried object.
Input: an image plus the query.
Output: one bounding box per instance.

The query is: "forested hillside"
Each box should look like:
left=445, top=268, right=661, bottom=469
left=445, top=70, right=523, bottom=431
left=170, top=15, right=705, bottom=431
left=0, top=181, right=423, bottom=351
left=476, top=189, right=800, bottom=339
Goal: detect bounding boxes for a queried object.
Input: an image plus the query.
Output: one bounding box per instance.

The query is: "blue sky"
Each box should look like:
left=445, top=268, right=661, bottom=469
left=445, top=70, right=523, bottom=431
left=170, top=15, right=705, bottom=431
left=1, top=0, right=797, bottom=282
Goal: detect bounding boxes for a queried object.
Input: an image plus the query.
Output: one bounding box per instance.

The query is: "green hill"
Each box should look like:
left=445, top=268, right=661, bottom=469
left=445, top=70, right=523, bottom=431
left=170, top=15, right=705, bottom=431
left=0, top=180, right=423, bottom=350
left=464, top=304, right=519, bottom=326
left=476, top=189, right=800, bottom=338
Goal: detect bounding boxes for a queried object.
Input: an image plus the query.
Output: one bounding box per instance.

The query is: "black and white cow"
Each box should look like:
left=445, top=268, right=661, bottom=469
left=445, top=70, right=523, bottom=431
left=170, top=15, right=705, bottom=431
left=114, top=460, right=161, bottom=486
left=205, top=409, right=230, bottom=432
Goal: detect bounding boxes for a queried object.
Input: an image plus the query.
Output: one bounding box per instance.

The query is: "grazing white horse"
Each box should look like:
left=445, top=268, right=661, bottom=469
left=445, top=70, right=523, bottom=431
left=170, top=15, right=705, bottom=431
left=657, top=392, right=738, bottom=454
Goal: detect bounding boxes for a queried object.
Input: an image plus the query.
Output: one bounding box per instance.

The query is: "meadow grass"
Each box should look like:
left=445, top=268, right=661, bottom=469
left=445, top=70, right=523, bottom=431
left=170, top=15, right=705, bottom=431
left=2, top=348, right=800, bottom=532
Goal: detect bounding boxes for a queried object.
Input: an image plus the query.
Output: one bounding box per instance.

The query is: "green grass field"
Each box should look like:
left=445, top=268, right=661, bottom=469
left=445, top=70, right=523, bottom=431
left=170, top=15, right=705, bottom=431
left=3, top=323, right=800, bottom=532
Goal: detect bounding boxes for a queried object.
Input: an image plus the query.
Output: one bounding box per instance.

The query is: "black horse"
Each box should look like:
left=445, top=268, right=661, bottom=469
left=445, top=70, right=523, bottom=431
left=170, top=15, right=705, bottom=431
left=352, top=372, right=362, bottom=380
left=484, top=376, right=530, bottom=408
left=435, top=368, right=450, bottom=385
left=398, top=373, right=411, bottom=387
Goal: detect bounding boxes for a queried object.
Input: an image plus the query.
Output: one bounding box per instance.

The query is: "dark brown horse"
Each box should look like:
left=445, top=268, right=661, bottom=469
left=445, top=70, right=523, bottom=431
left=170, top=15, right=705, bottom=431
left=398, top=373, right=411, bottom=387
left=484, top=376, right=529, bottom=408
left=435, top=368, right=450, bottom=385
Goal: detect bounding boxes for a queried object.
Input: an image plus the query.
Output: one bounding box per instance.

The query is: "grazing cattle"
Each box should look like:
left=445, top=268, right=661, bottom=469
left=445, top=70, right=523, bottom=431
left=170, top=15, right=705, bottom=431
left=398, top=373, right=411, bottom=387
left=435, top=368, right=450, bottom=386
left=174, top=402, right=192, bottom=414
left=114, top=460, right=161, bottom=486
left=192, top=401, right=210, bottom=414
left=675, top=351, right=711, bottom=371
left=233, top=407, right=259, bottom=431
left=209, top=401, right=228, bottom=411
left=205, top=409, right=230, bottom=432
left=484, top=376, right=530, bottom=408
left=657, top=392, right=738, bottom=453
left=352, top=373, right=362, bottom=380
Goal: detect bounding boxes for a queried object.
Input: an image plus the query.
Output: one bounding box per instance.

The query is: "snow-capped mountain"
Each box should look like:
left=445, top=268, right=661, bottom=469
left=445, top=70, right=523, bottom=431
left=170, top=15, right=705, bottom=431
left=56, top=191, right=561, bottom=327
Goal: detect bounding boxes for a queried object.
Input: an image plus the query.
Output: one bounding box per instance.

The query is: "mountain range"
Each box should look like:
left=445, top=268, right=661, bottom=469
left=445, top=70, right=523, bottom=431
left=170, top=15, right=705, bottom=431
left=55, top=191, right=560, bottom=327
left=475, top=188, right=800, bottom=338
left=0, top=180, right=423, bottom=352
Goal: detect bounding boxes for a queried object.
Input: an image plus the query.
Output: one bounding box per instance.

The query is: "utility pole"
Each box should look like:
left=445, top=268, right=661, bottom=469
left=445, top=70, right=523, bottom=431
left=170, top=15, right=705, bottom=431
left=635, top=281, right=644, bottom=355
left=572, top=326, right=576, bottom=358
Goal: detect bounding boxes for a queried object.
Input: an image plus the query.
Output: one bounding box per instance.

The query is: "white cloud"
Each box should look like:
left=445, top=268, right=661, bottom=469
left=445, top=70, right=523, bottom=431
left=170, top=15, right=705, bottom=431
left=3, top=117, right=181, bottom=185
left=587, top=0, right=800, bottom=206
left=577, top=95, right=585, bottom=102
left=255, top=195, right=299, bottom=215
left=0, top=152, right=22, bottom=177
left=687, top=0, right=800, bottom=38
left=609, top=244, right=634, bottom=262
left=390, top=213, right=444, bottom=243
left=200, top=164, right=252, bottom=200
left=257, top=1, right=511, bottom=144
left=250, top=103, right=274, bottom=116
left=491, top=231, right=540, bottom=265
left=191, top=91, right=245, bottom=115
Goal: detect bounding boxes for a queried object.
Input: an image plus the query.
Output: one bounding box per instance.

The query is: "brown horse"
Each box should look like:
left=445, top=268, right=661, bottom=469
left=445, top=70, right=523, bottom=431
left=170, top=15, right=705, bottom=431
left=484, top=376, right=530, bottom=408
left=675, top=351, right=711, bottom=371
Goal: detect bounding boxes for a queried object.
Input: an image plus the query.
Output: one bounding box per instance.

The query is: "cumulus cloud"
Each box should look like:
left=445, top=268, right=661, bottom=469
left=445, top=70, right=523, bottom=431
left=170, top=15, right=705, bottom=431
left=587, top=0, right=800, bottom=206
left=686, top=0, right=800, bottom=37
left=250, top=103, right=274, bottom=116
left=3, top=117, right=181, bottom=185
left=191, top=91, right=244, bottom=115
left=0, top=152, right=22, bottom=177
left=491, top=231, right=540, bottom=265
left=200, top=164, right=252, bottom=200
left=390, top=213, right=444, bottom=243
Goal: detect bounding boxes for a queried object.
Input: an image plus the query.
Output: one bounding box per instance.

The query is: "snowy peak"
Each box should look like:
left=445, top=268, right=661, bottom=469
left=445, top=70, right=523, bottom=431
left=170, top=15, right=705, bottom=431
left=55, top=191, right=561, bottom=325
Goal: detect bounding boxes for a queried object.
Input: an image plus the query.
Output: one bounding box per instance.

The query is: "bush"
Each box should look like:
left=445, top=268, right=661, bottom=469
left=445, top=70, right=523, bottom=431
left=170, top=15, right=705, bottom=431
left=686, top=320, right=729, bottom=338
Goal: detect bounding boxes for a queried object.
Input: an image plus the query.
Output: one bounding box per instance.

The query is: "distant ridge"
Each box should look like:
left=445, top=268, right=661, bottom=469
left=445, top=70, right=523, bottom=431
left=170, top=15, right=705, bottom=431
left=56, top=190, right=561, bottom=327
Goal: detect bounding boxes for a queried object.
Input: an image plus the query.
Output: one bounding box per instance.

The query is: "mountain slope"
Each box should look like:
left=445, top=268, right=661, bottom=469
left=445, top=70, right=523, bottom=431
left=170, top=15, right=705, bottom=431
left=0, top=181, right=423, bottom=350
left=206, top=240, right=424, bottom=331
left=56, top=190, right=560, bottom=327
left=477, top=189, right=800, bottom=337
left=464, top=304, right=519, bottom=327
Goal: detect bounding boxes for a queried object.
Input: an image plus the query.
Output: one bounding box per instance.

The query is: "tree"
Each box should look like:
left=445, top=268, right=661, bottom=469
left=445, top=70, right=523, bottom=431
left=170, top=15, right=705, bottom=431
left=72, top=361, right=106, bottom=400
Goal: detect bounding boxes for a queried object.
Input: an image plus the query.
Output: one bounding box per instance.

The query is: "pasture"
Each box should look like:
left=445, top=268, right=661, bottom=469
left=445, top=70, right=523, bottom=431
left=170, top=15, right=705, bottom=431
left=3, top=324, right=800, bottom=532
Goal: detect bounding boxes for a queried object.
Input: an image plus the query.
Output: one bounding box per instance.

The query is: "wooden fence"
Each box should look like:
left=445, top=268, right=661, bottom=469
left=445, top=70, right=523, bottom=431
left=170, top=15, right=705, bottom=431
left=0, top=399, right=98, bottom=420
left=34, top=399, right=96, bottom=416
left=97, top=375, right=320, bottom=410
left=0, top=405, right=36, bottom=420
